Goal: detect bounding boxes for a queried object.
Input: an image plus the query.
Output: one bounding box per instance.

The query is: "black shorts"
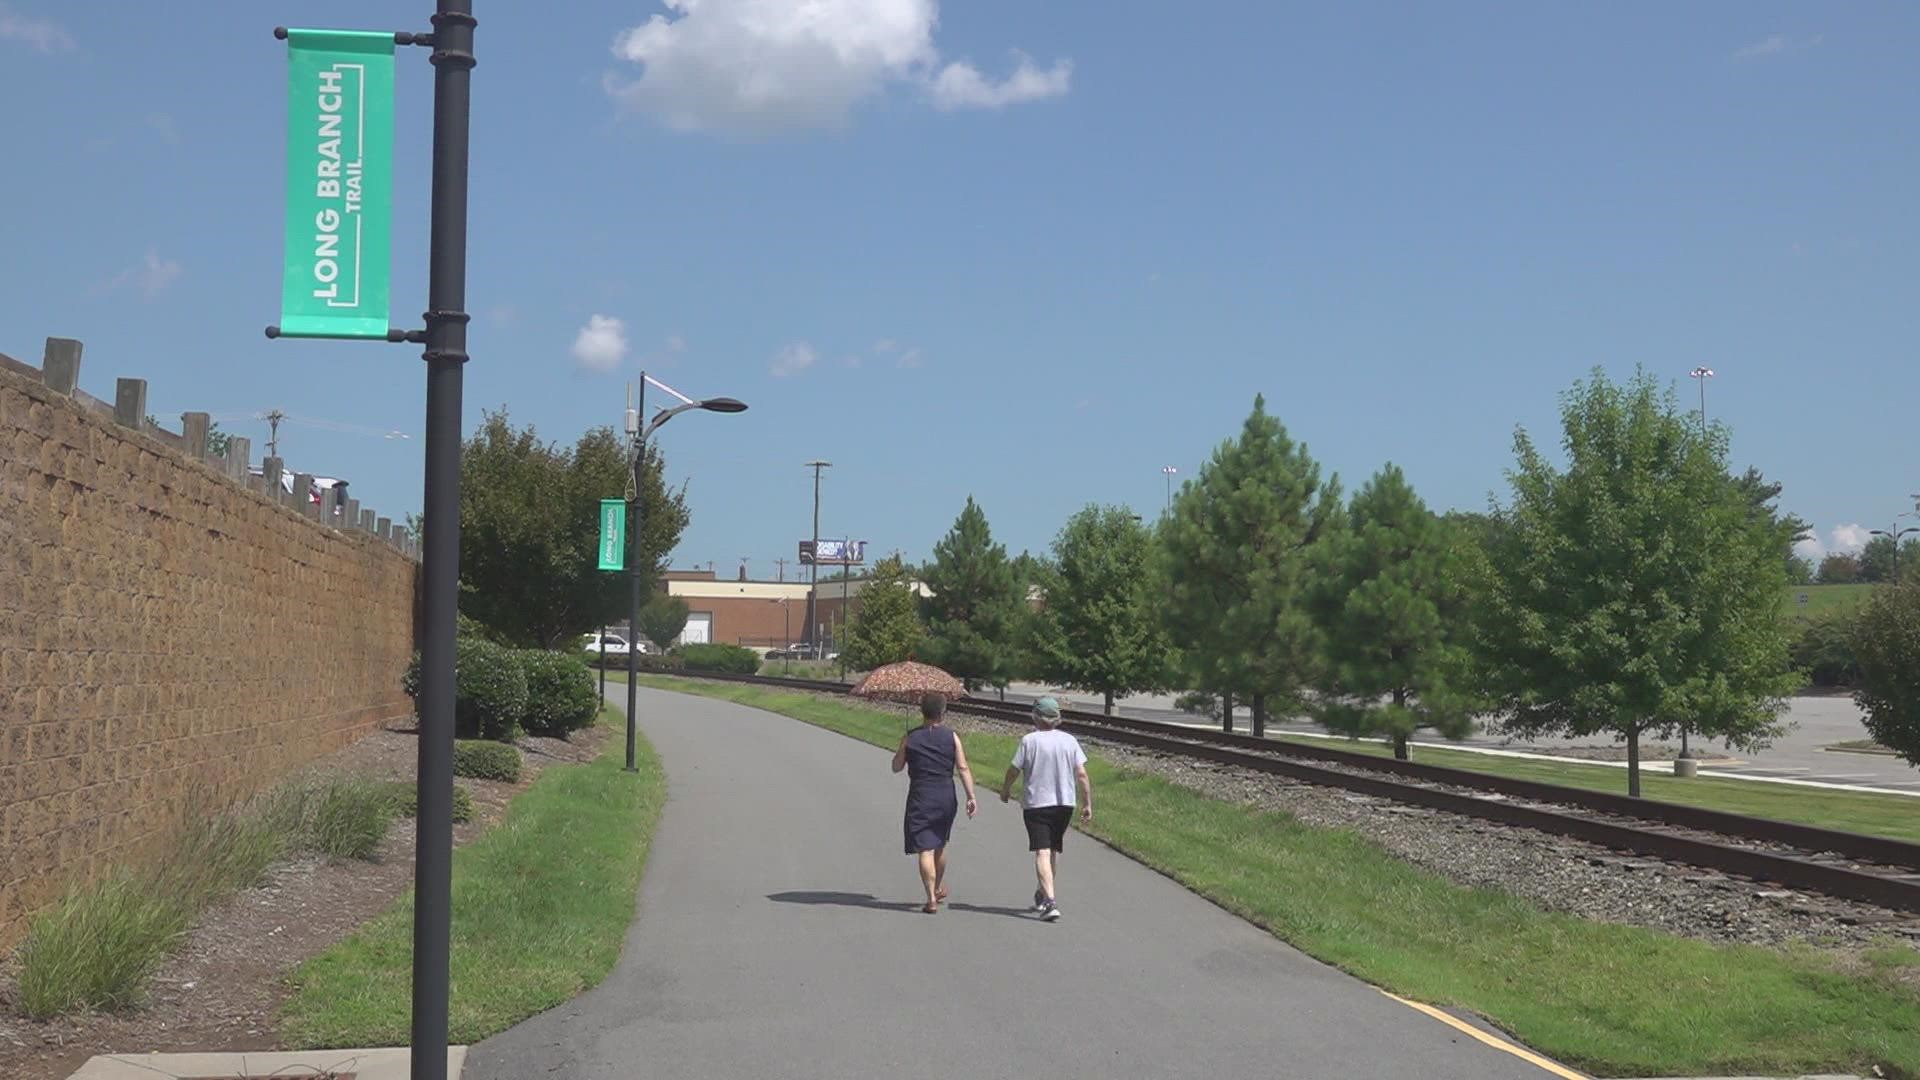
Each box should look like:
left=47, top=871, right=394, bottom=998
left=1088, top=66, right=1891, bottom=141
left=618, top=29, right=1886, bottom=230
left=1023, top=805, right=1073, bottom=852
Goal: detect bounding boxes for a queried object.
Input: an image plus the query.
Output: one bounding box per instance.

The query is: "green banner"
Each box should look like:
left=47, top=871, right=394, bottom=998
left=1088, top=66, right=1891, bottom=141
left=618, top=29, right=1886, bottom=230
left=279, top=29, right=395, bottom=339
left=598, top=499, right=627, bottom=571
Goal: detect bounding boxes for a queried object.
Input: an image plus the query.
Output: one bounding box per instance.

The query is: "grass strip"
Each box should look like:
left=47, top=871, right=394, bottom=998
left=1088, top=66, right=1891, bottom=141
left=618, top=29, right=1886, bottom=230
left=611, top=667, right=1920, bottom=844
left=279, top=708, right=664, bottom=1048
left=1267, top=729, right=1920, bottom=843
left=634, top=676, right=1920, bottom=1079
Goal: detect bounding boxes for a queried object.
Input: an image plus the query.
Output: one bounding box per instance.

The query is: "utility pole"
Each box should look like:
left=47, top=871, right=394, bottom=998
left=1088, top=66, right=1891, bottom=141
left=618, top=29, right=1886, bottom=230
left=804, top=460, right=831, bottom=656
left=1678, top=367, right=1715, bottom=763
left=774, top=556, right=789, bottom=583
left=1161, top=465, right=1178, bottom=518
left=265, top=409, right=286, bottom=457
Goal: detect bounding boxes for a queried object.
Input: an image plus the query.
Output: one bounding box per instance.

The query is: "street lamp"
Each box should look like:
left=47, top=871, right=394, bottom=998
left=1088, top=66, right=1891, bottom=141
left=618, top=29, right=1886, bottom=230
left=1689, top=367, right=1714, bottom=437
left=1161, top=465, right=1178, bottom=517
left=1869, top=520, right=1920, bottom=585
left=625, top=373, right=747, bottom=773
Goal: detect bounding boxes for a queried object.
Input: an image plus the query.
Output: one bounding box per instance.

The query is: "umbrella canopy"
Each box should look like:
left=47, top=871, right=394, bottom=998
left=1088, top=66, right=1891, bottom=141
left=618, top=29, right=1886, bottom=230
left=849, top=661, right=966, bottom=703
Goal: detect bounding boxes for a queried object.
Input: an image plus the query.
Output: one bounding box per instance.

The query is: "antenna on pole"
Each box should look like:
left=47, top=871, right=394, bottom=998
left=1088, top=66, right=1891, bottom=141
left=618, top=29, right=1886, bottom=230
left=265, top=409, right=286, bottom=457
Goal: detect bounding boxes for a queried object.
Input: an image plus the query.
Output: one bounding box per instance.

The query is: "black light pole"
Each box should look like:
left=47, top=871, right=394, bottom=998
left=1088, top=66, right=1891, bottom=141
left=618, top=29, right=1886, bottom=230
left=409, top=5, right=474, bottom=1078
left=625, top=374, right=747, bottom=771
left=1869, top=524, right=1920, bottom=585
left=625, top=377, right=647, bottom=773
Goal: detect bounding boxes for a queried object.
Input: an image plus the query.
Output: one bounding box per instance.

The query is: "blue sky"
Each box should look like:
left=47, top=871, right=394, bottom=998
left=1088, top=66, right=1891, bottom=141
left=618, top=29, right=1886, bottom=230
left=3, top=1, right=1916, bottom=574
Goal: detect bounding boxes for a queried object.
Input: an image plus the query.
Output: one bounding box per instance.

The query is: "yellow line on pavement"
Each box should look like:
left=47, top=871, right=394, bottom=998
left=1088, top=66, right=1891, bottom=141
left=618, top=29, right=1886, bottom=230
left=1379, top=990, right=1586, bottom=1079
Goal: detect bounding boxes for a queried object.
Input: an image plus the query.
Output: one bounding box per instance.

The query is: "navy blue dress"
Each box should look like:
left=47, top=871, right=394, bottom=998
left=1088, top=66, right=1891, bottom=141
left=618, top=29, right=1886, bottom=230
left=902, top=724, right=959, bottom=854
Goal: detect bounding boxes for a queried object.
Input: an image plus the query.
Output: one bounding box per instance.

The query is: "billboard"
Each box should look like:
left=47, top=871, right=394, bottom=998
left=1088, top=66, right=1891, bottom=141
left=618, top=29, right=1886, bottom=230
left=798, top=539, right=866, bottom=566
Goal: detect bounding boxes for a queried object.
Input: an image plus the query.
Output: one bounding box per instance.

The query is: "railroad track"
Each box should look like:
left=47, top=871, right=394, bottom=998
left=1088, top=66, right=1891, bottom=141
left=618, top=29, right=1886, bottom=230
left=665, top=671, right=1920, bottom=915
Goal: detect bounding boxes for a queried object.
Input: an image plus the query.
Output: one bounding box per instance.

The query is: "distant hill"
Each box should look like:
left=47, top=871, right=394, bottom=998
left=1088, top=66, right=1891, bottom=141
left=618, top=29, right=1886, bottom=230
left=1783, top=583, right=1876, bottom=619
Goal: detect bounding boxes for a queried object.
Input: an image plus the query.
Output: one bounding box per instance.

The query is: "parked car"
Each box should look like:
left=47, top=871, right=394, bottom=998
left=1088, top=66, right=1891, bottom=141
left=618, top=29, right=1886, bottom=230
left=581, top=633, right=632, bottom=663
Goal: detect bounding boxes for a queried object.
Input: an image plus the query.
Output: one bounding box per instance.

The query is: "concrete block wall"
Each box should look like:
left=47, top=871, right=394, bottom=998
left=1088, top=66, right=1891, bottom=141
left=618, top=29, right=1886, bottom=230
left=0, top=337, right=421, bottom=951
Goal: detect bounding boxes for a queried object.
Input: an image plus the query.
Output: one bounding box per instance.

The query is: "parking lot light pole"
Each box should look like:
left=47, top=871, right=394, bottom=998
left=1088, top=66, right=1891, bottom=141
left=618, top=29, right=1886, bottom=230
left=625, top=374, right=747, bottom=772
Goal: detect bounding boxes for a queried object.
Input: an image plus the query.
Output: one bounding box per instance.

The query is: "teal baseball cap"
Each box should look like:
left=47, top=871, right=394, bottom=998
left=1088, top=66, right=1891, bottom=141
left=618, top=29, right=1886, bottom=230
left=1033, top=697, right=1061, bottom=719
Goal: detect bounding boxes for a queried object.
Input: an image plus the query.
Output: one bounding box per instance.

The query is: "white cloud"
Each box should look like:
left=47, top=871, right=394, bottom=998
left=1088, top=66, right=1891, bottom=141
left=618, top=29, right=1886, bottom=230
left=98, top=250, right=183, bottom=299
left=605, top=0, right=1070, bottom=136
left=666, top=334, right=687, bottom=353
left=1829, top=523, right=1871, bottom=554
left=930, top=53, right=1071, bottom=110
left=1736, top=33, right=1822, bottom=60
left=843, top=353, right=864, bottom=369
left=572, top=314, right=630, bottom=372
left=896, top=347, right=923, bottom=369
left=1798, top=523, right=1871, bottom=564
left=872, top=338, right=898, bottom=354
left=771, top=341, right=818, bottom=377
left=0, top=4, right=74, bottom=53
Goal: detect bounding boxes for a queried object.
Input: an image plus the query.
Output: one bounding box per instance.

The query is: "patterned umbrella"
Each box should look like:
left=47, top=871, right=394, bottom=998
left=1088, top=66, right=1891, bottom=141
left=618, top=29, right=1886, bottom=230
left=849, top=660, right=966, bottom=704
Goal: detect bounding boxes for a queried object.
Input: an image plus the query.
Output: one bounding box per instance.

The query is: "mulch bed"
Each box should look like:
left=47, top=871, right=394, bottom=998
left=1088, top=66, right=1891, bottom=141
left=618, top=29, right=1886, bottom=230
left=0, top=721, right=608, bottom=1080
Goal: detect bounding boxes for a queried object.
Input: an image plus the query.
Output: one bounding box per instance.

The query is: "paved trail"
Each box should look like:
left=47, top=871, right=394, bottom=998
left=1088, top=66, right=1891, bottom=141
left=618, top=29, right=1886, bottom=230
left=465, top=687, right=1564, bottom=1080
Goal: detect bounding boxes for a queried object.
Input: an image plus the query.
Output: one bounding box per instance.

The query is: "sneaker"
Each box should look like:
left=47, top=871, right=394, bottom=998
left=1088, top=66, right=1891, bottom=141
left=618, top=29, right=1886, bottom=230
left=1039, top=900, right=1061, bottom=922
left=1032, top=889, right=1047, bottom=911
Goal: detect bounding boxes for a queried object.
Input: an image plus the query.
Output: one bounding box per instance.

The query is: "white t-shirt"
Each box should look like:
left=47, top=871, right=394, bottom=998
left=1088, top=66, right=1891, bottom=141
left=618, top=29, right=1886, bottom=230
left=1011, top=728, right=1087, bottom=809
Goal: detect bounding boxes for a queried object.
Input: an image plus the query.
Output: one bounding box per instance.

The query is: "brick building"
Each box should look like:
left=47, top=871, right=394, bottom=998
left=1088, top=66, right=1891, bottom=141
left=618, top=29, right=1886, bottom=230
left=643, top=568, right=931, bottom=651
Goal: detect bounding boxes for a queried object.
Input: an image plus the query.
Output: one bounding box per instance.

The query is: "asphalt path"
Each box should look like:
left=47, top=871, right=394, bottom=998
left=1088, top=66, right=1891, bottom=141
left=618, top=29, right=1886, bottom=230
left=464, top=686, right=1564, bottom=1080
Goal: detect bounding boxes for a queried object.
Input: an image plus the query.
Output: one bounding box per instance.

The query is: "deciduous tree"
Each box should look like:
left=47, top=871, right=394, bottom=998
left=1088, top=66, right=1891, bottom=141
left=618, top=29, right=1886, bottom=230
left=841, top=554, right=924, bottom=672
left=456, top=411, right=689, bottom=648
left=636, top=595, right=691, bottom=653
left=1851, top=582, right=1920, bottom=766
left=1480, top=370, right=1796, bottom=796
left=1029, top=506, right=1170, bottom=714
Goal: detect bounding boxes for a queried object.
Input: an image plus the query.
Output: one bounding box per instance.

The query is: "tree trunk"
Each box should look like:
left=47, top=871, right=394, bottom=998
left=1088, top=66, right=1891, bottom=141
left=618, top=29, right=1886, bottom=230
left=1103, top=690, right=1114, bottom=716
left=1221, top=692, right=1234, bottom=734
left=1252, top=693, right=1267, bottom=738
left=1626, top=727, right=1642, bottom=798
left=1392, top=688, right=1409, bottom=761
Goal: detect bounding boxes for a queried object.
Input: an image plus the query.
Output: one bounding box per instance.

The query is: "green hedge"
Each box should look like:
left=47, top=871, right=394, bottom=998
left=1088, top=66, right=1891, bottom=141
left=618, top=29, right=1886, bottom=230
left=403, top=638, right=529, bottom=742
left=516, top=650, right=599, bottom=739
left=453, top=740, right=523, bottom=783
left=675, top=642, right=760, bottom=675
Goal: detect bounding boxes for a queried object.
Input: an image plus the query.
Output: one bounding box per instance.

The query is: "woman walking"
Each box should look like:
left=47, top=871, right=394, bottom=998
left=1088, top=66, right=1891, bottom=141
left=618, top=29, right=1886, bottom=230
left=892, top=693, right=977, bottom=913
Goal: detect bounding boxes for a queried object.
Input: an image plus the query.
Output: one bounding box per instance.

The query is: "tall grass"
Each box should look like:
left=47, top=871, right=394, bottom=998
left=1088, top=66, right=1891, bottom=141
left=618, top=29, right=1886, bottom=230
left=15, top=772, right=395, bottom=1018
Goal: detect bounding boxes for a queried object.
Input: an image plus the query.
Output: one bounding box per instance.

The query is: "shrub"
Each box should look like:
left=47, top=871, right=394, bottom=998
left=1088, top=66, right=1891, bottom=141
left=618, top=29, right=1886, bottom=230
left=516, top=649, right=600, bottom=738
left=676, top=642, right=760, bottom=675
left=1787, top=613, right=1860, bottom=688
left=454, top=739, right=523, bottom=783
left=631, top=652, right=686, bottom=674
left=262, top=773, right=398, bottom=861
left=384, top=782, right=476, bottom=824
left=405, top=637, right=529, bottom=741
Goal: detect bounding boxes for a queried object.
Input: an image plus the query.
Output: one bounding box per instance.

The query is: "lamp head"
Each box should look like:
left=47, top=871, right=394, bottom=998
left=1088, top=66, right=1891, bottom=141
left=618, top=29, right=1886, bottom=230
left=700, top=397, right=748, bottom=414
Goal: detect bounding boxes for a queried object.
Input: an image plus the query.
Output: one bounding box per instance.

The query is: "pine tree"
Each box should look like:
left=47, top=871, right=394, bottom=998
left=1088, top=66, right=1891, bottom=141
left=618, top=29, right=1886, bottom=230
left=919, top=497, right=1021, bottom=690
left=1309, top=465, right=1479, bottom=760
left=1481, top=369, right=1797, bottom=796
left=1160, top=396, right=1341, bottom=735
left=1030, top=506, right=1170, bottom=714
left=841, top=554, right=924, bottom=672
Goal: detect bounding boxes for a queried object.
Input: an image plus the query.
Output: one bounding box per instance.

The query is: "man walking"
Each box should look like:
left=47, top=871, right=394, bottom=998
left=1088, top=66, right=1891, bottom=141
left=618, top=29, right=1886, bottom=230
left=1000, top=697, right=1091, bottom=921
